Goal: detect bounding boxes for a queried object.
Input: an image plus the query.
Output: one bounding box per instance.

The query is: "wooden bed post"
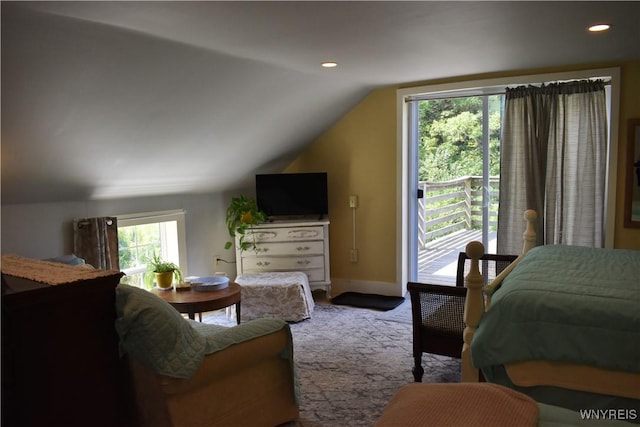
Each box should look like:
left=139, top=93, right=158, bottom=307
left=461, top=210, right=538, bottom=382
left=461, top=240, right=484, bottom=382
left=483, top=209, right=538, bottom=308
left=522, top=209, right=537, bottom=254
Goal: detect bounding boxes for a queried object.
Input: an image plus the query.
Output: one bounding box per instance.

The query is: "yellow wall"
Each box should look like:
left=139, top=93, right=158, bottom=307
left=286, top=87, right=398, bottom=285
left=288, top=61, right=640, bottom=292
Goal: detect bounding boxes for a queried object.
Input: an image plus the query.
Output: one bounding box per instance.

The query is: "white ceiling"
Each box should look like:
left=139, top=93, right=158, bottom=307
left=2, top=1, right=639, bottom=204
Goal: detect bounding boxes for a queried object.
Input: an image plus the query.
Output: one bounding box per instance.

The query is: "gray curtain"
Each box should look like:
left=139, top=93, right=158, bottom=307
left=73, top=217, right=120, bottom=270
left=498, top=80, right=607, bottom=254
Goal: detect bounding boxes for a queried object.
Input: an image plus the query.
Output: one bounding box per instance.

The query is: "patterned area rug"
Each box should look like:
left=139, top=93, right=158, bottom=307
left=203, top=303, right=460, bottom=426
left=375, top=298, right=412, bottom=324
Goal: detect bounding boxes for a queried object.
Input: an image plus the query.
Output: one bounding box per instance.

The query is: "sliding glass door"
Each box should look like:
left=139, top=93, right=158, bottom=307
left=399, top=69, right=620, bottom=296
left=408, top=94, right=503, bottom=285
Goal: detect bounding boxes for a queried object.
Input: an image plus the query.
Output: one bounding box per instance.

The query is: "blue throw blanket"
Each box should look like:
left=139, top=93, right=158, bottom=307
left=471, top=245, right=640, bottom=373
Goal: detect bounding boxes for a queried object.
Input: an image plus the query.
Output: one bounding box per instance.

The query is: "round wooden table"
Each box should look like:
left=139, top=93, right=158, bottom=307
left=151, top=282, right=241, bottom=324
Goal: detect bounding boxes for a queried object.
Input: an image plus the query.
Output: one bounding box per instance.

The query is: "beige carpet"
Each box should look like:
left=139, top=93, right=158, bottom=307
left=202, top=300, right=460, bottom=426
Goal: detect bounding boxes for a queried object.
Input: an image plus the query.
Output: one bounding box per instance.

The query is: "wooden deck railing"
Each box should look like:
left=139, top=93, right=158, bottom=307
left=418, top=176, right=499, bottom=249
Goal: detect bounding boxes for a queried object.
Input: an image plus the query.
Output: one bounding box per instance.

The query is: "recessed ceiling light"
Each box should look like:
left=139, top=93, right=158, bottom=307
left=588, top=24, right=610, bottom=32
left=321, top=61, right=338, bottom=68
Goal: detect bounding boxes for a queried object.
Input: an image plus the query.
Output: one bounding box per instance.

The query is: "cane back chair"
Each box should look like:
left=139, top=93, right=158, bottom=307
left=408, top=252, right=518, bottom=382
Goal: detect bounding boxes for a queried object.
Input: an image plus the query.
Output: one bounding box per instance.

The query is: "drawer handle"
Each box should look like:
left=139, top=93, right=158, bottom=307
left=296, top=246, right=311, bottom=251
left=253, top=232, right=277, bottom=240
left=256, top=247, right=270, bottom=253
left=289, top=230, right=319, bottom=239
left=256, top=261, right=271, bottom=267
left=297, top=260, right=311, bottom=265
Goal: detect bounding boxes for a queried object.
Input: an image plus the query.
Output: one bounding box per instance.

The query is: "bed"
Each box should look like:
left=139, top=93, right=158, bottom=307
left=461, top=210, right=640, bottom=417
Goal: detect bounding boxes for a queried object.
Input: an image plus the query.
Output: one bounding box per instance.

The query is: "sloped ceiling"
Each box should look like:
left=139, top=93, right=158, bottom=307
left=2, top=1, right=639, bottom=204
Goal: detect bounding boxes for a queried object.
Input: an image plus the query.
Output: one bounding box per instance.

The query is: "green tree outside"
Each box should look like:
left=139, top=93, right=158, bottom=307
left=417, top=95, right=504, bottom=236
left=418, top=96, right=502, bottom=182
left=118, top=223, right=163, bottom=288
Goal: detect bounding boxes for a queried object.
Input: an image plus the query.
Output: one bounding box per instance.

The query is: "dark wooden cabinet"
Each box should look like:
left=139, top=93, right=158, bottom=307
left=2, top=266, right=133, bottom=427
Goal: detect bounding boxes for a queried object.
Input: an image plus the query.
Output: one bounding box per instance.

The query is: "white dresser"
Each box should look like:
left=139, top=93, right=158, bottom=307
left=235, top=220, right=331, bottom=296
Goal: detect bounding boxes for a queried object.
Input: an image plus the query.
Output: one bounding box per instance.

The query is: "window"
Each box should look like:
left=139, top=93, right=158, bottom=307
left=117, top=210, right=187, bottom=288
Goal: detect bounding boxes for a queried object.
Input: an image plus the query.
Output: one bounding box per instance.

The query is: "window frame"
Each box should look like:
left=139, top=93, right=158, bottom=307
left=117, top=209, right=188, bottom=280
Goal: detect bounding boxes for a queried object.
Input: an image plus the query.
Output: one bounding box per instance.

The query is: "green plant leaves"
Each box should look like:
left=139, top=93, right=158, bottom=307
left=224, top=195, right=267, bottom=251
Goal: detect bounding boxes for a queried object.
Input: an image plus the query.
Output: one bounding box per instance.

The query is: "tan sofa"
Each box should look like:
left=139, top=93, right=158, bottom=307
left=115, top=284, right=299, bottom=427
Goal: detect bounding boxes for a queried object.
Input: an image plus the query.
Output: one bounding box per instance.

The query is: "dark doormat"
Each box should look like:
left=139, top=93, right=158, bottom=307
left=331, top=292, right=405, bottom=311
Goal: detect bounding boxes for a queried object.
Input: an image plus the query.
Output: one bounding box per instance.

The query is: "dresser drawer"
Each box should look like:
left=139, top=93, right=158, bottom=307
left=241, top=267, right=326, bottom=283
left=303, top=268, right=326, bottom=282
left=248, top=226, right=324, bottom=242
left=242, top=255, right=325, bottom=271
left=253, top=241, right=324, bottom=256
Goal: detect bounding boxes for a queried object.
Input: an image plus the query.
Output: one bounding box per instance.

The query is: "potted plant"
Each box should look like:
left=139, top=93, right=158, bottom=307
left=146, top=253, right=183, bottom=290
left=224, top=195, right=267, bottom=251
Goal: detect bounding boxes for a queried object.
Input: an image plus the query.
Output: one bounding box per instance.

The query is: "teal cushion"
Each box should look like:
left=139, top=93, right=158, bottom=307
left=115, top=284, right=206, bottom=379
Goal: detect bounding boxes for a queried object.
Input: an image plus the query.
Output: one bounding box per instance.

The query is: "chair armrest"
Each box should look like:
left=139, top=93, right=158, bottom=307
left=408, top=282, right=467, bottom=297
left=190, top=318, right=289, bottom=355
left=409, top=282, right=466, bottom=336
left=158, top=321, right=293, bottom=394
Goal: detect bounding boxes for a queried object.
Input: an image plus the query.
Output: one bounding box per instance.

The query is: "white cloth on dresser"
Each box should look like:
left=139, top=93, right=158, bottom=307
left=235, top=271, right=314, bottom=322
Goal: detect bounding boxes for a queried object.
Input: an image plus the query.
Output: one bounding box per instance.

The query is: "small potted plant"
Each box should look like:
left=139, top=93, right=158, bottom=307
left=146, top=253, right=183, bottom=290
left=224, top=195, right=267, bottom=251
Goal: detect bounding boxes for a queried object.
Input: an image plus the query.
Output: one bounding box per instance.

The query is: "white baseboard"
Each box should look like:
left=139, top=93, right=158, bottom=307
left=329, top=277, right=403, bottom=298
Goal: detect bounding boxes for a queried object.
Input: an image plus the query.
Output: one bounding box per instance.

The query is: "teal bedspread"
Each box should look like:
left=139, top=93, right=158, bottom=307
left=471, top=245, right=640, bottom=373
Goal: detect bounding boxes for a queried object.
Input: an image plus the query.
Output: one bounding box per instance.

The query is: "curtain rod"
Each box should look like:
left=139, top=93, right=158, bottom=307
left=116, top=209, right=186, bottom=222
left=75, top=217, right=116, bottom=228
left=405, top=77, right=611, bottom=103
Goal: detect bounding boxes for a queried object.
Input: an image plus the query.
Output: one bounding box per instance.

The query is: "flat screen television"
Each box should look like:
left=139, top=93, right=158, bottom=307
left=256, top=172, right=328, bottom=219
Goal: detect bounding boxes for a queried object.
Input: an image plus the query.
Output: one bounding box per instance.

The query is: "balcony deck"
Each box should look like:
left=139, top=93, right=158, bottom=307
left=417, top=229, right=496, bottom=285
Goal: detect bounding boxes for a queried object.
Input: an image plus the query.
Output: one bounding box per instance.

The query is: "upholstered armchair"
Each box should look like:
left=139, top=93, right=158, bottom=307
left=115, top=284, right=299, bottom=427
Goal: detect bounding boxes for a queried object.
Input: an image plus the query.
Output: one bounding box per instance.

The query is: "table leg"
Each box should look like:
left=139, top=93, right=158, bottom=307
left=187, top=311, right=195, bottom=320
left=235, top=302, right=241, bottom=325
